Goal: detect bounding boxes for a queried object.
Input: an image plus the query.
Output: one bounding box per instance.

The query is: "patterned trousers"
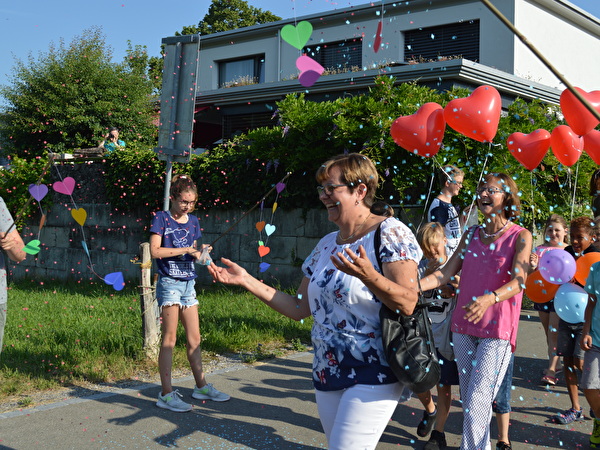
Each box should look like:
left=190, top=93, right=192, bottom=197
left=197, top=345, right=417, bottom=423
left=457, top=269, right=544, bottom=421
left=454, top=333, right=512, bottom=450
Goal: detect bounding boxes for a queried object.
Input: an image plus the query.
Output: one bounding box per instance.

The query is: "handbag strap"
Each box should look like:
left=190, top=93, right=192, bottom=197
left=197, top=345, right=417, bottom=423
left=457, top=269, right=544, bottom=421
left=373, top=220, right=428, bottom=310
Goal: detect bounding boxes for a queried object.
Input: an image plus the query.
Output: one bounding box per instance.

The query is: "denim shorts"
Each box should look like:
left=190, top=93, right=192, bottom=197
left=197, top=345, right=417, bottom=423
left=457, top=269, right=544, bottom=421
left=492, top=353, right=514, bottom=414
left=437, top=349, right=459, bottom=386
left=557, top=319, right=585, bottom=360
left=156, top=276, right=198, bottom=309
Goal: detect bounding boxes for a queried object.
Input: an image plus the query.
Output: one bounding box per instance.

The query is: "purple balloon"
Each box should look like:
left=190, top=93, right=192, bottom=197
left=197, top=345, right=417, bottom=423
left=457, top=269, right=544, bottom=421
left=538, top=249, right=576, bottom=284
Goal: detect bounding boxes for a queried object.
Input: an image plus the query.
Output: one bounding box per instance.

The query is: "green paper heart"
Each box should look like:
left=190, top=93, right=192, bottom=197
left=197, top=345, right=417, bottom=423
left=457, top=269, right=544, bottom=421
left=23, top=239, right=41, bottom=255
left=281, top=21, right=313, bottom=50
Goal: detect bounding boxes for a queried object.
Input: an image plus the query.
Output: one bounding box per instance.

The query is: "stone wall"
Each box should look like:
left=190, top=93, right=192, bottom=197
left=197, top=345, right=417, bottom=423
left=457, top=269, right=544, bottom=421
left=10, top=162, right=422, bottom=289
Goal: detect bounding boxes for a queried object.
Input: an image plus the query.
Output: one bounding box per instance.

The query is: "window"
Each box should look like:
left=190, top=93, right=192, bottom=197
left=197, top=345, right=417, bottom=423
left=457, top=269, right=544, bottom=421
left=303, top=38, right=362, bottom=72
left=223, top=112, right=274, bottom=137
left=218, top=55, right=265, bottom=88
left=404, top=20, right=480, bottom=62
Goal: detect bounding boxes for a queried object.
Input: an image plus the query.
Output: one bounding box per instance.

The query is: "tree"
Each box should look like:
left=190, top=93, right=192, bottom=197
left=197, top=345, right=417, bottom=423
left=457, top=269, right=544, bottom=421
left=0, top=27, right=157, bottom=158
left=179, top=0, right=281, bottom=36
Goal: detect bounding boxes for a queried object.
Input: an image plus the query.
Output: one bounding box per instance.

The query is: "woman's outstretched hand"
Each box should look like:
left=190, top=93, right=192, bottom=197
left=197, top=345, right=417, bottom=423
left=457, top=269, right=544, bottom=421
left=207, top=257, right=247, bottom=285
left=331, top=245, right=376, bottom=282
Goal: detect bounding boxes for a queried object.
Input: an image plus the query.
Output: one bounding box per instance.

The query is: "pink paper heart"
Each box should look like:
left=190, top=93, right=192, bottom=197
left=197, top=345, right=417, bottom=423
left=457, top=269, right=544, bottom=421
left=53, top=177, right=76, bottom=195
left=296, top=56, right=324, bottom=88
left=296, top=55, right=324, bottom=74
left=29, top=184, right=48, bottom=202
left=104, top=272, right=125, bottom=291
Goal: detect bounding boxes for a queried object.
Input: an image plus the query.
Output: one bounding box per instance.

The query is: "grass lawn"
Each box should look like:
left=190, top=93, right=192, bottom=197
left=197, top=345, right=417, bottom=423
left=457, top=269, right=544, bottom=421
left=0, top=280, right=312, bottom=402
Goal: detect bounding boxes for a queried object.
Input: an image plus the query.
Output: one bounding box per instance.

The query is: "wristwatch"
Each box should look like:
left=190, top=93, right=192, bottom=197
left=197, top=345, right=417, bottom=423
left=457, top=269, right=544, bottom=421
left=492, top=291, right=501, bottom=303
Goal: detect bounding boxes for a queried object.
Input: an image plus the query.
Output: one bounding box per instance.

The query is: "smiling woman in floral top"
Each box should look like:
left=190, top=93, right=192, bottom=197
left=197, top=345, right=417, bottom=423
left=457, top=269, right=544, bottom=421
left=209, top=153, right=422, bottom=450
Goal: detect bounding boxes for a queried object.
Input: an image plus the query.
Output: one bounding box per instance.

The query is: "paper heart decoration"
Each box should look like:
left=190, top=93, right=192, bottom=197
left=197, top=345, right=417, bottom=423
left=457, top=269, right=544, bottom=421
left=82, top=240, right=90, bottom=258
left=272, top=202, right=278, bottom=213
left=506, top=129, right=551, bottom=171
left=265, top=224, right=276, bottom=236
left=560, top=87, right=600, bottom=136
left=275, top=182, right=286, bottom=193
left=259, top=262, right=271, bottom=273
left=444, top=85, right=501, bottom=142
left=104, top=271, right=125, bottom=291
left=281, top=21, right=313, bottom=50
left=256, top=221, right=266, bottom=232
left=29, top=184, right=48, bottom=202
left=390, top=102, right=446, bottom=157
left=23, top=239, right=41, bottom=255
left=71, top=208, right=87, bottom=226
left=258, top=245, right=271, bottom=257
left=373, top=20, right=383, bottom=53
left=53, top=177, right=76, bottom=195
left=296, top=55, right=324, bottom=88
left=550, top=125, right=583, bottom=167
left=584, top=130, right=600, bottom=165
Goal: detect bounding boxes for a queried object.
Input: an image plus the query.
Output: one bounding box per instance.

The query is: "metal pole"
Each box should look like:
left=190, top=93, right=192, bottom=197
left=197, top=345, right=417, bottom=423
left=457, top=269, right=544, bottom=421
left=480, top=0, right=600, bottom=122
left=163, top=156, right=173, bottom=211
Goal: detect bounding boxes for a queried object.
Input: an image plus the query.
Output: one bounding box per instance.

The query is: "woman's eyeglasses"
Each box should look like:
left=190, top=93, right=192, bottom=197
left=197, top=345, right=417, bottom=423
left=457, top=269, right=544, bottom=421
left=317, top=184, right=349, bottom=196
left=178, top=200, right=196, bottom=207
left=476, top=187, right=504, bottom=196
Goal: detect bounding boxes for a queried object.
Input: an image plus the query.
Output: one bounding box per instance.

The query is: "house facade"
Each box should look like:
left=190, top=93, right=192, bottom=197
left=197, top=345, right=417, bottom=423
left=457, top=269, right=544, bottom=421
left=184, top=0, right=600, bottom=149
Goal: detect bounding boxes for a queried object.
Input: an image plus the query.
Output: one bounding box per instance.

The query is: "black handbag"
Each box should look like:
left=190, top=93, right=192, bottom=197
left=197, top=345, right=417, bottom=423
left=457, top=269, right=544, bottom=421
left=374, top=223, right=441, bottom=394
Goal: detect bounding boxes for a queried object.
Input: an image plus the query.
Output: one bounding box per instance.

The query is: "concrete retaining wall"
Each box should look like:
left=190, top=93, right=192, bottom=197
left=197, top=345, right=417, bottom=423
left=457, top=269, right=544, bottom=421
left=10, top=162, right=422, bottom=289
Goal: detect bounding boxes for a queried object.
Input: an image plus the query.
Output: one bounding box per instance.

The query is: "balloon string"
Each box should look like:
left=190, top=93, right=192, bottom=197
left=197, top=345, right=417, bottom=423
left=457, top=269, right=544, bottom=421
left=571, top=161, right=580, bottom=223
left=418, top=162, right=437, bottom=232
left=479, top=0, right=600, bottom=122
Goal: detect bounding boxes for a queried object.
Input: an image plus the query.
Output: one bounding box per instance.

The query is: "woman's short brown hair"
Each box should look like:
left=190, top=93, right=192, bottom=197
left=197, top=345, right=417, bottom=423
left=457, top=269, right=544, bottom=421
left=316, top=153, right=379, bottom=208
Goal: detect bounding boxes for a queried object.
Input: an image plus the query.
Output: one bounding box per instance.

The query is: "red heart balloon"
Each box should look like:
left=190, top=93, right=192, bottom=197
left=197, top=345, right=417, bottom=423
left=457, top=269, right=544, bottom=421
left=390, top=103, right=446, bottom=158
left=584, top=130, right=600, bottom=164
left=550, top=125, right=583, bottom=167
left=506, top=129, right=551, bottom=171
left=444, top=85, right=501, bottom=143
left=560, top=87, right=600, bottom=137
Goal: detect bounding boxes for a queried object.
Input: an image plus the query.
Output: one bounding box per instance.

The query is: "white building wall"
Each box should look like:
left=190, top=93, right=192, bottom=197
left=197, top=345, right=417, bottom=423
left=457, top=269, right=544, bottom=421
left=514, top=0, right=600, bottom=91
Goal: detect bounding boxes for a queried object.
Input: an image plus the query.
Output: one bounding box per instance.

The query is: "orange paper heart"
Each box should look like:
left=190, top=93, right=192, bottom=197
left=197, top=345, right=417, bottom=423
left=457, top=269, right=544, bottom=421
left=258, top=245, right=271, bottom=257
left=256, top=221, right=266, bottom=232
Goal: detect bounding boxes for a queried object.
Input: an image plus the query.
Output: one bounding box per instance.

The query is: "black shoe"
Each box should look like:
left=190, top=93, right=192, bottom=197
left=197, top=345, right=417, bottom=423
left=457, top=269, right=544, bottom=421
left=496, top=441, right=512, bottom=450
left=417, top=409, right=438, bottom=437
left=423, top=430, right=447, bottom=450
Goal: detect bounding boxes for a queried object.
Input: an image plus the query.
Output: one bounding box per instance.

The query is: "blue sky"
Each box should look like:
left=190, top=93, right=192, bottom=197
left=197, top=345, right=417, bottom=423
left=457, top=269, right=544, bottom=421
left=0, top=0, right=598, bottom=91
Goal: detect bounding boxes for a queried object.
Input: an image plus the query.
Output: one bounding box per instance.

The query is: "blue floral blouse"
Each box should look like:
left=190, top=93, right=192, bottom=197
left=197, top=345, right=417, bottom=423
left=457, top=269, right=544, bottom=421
left=302, top=217, right=422, bottom=391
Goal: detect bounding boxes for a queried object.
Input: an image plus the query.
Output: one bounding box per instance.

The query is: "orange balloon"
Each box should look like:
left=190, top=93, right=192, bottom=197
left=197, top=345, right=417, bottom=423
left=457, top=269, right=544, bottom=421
left=525, top=269, right=559, bottom=303
left=574, top=253, right=600, bottom=285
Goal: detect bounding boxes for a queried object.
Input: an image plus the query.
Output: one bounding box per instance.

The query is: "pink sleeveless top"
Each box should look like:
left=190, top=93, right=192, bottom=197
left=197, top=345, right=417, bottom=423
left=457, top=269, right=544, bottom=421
left=452, top=223, right=525, bottom=352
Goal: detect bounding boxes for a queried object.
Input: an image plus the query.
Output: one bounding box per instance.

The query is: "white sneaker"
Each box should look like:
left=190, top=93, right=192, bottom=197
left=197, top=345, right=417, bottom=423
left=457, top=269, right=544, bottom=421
left=192, top=383, right=231, bottom=402
left=156, top=389, right=192, bottom=412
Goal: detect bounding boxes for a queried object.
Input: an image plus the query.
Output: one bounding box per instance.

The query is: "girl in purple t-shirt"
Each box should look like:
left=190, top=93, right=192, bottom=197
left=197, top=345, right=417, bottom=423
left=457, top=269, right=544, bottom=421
left=150, top=175, right=229, bottom=412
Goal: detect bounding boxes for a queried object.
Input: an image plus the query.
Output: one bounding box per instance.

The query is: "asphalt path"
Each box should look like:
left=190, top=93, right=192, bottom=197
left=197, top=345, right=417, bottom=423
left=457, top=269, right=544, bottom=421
left=0, top=310, right=593, bottom=449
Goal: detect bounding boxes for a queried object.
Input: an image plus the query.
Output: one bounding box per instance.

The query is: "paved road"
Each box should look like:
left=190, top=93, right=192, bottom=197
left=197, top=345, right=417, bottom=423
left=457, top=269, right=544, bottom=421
left=0, top=310, right=593, bottom=449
